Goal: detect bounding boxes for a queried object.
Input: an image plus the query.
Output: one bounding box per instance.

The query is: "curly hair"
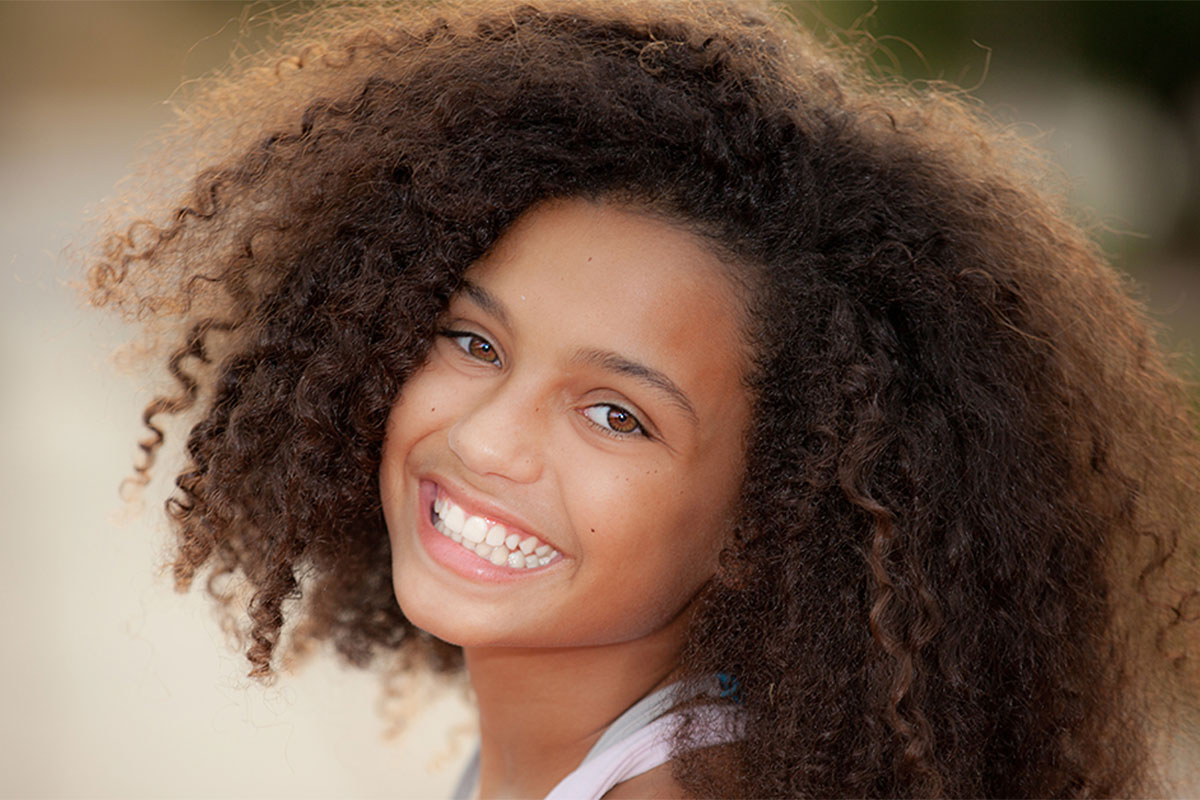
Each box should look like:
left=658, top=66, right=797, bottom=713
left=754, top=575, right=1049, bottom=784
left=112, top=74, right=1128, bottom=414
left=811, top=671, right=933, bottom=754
left=86, top=1, right=1200, bottom=796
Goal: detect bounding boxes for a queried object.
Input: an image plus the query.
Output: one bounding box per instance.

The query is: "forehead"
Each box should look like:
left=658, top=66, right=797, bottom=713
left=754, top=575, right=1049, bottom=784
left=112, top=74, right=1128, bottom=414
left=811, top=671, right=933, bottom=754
left=472, top=199, right=746, bottom=340
left=464, top=197, right=752, bottom=436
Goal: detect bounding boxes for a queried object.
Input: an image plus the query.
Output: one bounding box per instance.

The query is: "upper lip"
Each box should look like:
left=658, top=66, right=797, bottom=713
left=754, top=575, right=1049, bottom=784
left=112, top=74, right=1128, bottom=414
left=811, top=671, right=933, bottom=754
left=425, top=475, right=566, bottom=556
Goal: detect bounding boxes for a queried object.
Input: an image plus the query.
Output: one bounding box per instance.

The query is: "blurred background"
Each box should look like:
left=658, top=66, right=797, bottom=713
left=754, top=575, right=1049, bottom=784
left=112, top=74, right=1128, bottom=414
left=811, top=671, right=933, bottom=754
left=1, top=2, right=1197, bottom=797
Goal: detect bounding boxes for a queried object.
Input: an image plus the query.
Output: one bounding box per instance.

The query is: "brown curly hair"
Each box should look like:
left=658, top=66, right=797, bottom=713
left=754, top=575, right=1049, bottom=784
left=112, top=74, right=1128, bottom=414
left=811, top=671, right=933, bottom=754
left=86, top=1, right=1200, bottom=796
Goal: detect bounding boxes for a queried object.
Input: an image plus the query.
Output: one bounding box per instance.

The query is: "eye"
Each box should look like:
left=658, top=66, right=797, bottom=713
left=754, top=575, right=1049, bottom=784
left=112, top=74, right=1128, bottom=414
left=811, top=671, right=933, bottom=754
left=580, top=403, right=647, bottom=438
left=440, top=330, right=501, bottom=366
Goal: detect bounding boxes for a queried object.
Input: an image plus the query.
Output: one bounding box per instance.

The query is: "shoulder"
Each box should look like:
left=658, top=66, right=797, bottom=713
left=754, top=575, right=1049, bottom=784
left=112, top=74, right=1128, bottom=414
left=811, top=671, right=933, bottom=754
left=602, top=761, right=688, bottom=800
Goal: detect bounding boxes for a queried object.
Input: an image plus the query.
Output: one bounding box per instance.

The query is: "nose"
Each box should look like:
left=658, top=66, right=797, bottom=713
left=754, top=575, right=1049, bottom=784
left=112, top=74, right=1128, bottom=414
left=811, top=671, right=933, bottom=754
left=447, top=379, right=544, bottom=484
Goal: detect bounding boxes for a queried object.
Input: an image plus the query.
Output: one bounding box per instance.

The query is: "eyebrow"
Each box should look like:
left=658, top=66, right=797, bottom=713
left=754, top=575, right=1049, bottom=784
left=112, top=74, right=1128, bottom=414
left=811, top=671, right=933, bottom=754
left=461, top=280, right=510, bottom=328
left=570, top=348, right=699, bottom=425
left=458, top=279, right=699, bottom=425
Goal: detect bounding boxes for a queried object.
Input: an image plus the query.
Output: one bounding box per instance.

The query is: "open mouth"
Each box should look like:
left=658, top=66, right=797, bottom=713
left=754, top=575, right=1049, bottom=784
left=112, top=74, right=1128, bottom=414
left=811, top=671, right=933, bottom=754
left=429, top=489, right=560, bottom=570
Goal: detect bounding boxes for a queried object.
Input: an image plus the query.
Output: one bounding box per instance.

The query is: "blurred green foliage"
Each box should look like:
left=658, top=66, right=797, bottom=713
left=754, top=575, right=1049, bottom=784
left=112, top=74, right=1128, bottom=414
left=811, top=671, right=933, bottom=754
left=798, top=1, right=1200, bottom=253
left=795, top=1, right=1200, bottom=106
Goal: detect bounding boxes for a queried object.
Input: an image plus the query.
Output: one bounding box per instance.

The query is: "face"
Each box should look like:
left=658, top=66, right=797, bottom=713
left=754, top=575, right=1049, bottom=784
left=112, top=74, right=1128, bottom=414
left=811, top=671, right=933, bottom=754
left=379, top=198, right=752, bottom=650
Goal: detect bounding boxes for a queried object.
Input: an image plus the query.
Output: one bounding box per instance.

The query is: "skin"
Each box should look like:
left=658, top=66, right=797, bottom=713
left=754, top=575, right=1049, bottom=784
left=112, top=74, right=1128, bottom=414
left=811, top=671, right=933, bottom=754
left=379, top=198, right=752, bottom=798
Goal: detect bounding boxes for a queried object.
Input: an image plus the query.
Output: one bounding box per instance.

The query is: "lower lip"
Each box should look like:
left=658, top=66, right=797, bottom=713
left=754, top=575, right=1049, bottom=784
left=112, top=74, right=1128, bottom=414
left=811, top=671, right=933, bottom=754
left=415, top=480, right=558, bottom=584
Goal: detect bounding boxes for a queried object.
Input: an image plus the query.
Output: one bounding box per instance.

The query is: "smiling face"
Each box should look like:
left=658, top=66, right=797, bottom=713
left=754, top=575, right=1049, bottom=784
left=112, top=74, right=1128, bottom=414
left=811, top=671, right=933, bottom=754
left=379, top=198, right=753, bottom=650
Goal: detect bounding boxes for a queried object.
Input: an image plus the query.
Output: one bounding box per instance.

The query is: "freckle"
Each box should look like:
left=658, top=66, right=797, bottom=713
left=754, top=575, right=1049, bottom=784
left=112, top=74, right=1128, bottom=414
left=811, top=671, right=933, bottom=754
left=430, top=407, right=436, bottom=412
left=587, top=256, right=592, bottom=262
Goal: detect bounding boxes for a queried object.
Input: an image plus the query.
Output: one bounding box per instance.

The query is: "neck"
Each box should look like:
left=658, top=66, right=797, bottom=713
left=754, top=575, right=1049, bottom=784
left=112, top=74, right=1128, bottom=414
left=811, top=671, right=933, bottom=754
left=464, top=621, right=687, bottom=799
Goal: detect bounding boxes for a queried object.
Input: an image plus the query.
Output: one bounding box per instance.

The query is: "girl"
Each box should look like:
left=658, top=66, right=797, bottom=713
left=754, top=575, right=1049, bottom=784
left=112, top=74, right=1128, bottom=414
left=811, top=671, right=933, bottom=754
left=86, top=1, right=1200, bottom=797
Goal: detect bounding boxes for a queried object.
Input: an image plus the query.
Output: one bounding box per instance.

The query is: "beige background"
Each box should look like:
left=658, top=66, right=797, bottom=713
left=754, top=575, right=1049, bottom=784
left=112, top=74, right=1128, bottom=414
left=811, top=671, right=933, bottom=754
left=1, top=3, right=473, bottom=798
left=1, top=2, right=1196, bottom=798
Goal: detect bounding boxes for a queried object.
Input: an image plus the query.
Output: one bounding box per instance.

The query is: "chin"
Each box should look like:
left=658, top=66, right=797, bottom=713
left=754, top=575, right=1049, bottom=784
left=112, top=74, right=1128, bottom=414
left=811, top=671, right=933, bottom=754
left=390, top=580, right=559, bottom=649
left=390, top=564, right=491, bottom=648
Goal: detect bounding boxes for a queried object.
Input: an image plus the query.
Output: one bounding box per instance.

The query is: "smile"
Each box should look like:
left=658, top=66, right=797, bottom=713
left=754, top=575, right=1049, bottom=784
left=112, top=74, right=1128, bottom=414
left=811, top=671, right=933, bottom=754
left=431, top=489, right=560, bottom=569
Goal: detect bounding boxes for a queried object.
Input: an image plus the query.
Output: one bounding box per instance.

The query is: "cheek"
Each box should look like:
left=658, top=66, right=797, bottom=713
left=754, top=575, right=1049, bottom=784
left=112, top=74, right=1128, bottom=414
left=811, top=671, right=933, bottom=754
left=566, top=462, right=731, bottom=597
left=383, top=361, right=462, bottom=446
left=379, top=364, right=459, bottom=501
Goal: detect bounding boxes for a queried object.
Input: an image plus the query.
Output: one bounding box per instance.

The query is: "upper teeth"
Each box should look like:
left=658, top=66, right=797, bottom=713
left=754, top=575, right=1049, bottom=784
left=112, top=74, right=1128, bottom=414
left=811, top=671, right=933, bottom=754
left=433, top=492, right=558, bottom=569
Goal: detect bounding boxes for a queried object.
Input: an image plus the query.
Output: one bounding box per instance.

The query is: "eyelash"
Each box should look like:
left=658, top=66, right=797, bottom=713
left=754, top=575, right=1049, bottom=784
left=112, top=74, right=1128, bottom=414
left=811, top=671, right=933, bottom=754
left=437, top=328, right=650, bottom=440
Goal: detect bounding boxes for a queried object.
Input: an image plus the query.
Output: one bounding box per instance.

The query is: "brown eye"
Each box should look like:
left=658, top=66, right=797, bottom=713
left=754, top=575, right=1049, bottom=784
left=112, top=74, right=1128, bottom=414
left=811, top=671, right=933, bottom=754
left=467, top=336, right=498, bottom=363
left=441, top=331, right=501, bottom=366
left=607, top=407, right=638, bottom=433
left=581, top=403, right=645, bottom=437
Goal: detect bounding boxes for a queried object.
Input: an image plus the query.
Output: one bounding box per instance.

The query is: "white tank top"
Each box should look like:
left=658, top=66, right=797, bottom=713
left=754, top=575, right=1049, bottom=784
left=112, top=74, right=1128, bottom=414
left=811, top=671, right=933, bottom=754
left=451, top=682, right=741, bottom=800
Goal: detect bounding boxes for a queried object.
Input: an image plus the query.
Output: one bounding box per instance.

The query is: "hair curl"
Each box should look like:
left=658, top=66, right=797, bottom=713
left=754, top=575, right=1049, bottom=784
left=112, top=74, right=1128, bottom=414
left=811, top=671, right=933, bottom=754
left=87, top=1, right=1200, bottom=796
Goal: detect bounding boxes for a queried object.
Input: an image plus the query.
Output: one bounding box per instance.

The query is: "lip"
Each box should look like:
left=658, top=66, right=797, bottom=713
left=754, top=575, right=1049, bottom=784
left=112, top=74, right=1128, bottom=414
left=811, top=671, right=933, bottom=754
left=415, top=478, right=565, bottom=583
